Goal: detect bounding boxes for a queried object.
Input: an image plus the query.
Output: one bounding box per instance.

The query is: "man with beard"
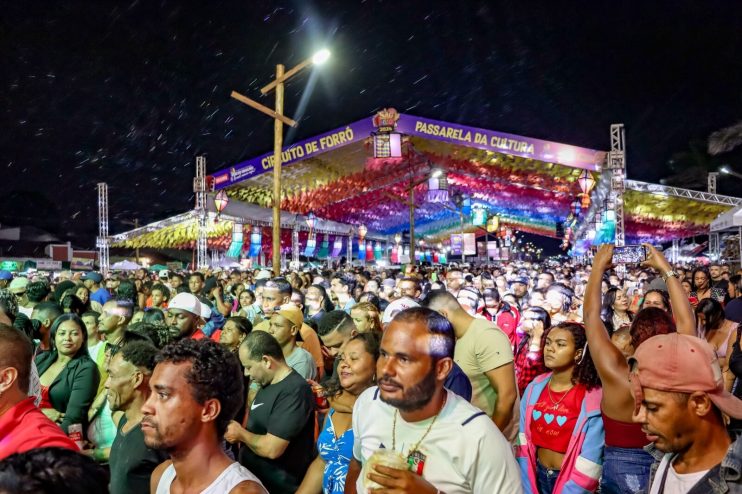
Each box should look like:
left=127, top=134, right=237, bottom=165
left=106, top=341, right=168, bottom=494
left=346, top=307, right=522, bottom=494
left=631, top=333, right=742, bottom=493
left=144, top=339, right=266, bottom=494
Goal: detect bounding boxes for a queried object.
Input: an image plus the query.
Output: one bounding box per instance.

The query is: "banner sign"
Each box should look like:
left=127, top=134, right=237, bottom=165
left=450, top=234, right=462, bottom=255
left=71, top=257, right=94, bottom=270
left=36, top=259, right=62, bottom=270
left=463, top=233, right=476, bottom=256
left=211, top=114, right=605, bottom=189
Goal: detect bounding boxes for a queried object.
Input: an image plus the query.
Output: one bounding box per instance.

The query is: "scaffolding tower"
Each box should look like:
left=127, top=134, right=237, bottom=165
left=194, top=155, right=209, bottom=270
left=609, top=124, right=626, bottom=248
left=96, top=183, right=110, bottom=276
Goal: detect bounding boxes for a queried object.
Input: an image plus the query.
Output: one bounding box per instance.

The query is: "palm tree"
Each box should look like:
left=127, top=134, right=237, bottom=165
left=708, top=121, right=742, bottom=155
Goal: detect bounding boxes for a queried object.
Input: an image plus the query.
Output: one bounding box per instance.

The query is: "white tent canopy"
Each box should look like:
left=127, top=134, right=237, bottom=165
left=711, top=205, right=742, bottom=232
left=111, top=260, right=142, bottom=270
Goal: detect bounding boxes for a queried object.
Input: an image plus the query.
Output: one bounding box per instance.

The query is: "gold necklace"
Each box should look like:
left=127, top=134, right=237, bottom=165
left=546, top=377, right=574, bottom=410
left=391, top=395, right=445, bottom=456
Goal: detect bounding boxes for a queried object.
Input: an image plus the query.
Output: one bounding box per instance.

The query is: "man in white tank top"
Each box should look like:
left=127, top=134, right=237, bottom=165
left=143, top=338, right=266, bottom=494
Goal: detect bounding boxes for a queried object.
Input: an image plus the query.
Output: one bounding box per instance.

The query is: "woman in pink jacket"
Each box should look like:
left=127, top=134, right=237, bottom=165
left=516, top=322, right=604, bottom=493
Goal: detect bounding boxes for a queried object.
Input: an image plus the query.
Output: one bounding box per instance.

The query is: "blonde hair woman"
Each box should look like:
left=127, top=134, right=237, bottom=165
left=349, top=302, right=382, bottom=334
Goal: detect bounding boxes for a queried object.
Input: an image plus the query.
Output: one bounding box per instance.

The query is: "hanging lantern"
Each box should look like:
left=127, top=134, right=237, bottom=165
left=213, top=190, right=229, bottom=222
left=578, top=170, right=596, bottom=194
left=248, top=225, right=262, bottom=257
left=394, top=233, right=402, bottom=244
left=426, top=173, right=449, bottom=203
left=358, top=224, right=368, bottom=240
left=305, top=212, right=317, bottom=231
left=226, top=223, right=243, bottom=258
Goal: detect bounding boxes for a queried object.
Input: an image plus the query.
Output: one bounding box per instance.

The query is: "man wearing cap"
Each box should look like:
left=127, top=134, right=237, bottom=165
left=167, top=292, right=217, bottom=341
left=261, top=305, right=316, bottom=380
left=0, top=270, right=13, bottom=289
left=8, top=277, right=28, bottom=299
left=509, top=276, right=530, bottom=307
left=83, top=272, right=111, bottom=306
left=255, top=278, right=323, bottom=378
left=631, top=333, right=742, bottom=493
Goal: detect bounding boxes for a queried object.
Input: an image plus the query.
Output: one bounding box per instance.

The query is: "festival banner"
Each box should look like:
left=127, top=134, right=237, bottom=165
left=210, top=113, right=605, bottom=188
left=463, top=233, right=476, bottom=256
left=450, top=234, right=462, bottom=255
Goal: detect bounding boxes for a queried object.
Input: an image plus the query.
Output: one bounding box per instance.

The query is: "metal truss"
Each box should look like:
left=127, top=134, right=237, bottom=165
left=609, top=124, right=626, bottom=248
left=96, top=183, right=110, bottom=275
left=194, top=156, right=209, bottom=269
left=625, top=180, right=742, bottom=206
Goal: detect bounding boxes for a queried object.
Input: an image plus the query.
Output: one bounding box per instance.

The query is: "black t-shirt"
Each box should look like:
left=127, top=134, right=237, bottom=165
left=109, top=416, right=169, bottom=494
left=239, top=369, right=316, bottom=493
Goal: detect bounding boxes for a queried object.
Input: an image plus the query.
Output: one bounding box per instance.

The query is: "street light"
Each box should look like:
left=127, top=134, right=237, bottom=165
left=231, top=48, right=331, bottom=275
left=720, top=166, right=742, bottom=180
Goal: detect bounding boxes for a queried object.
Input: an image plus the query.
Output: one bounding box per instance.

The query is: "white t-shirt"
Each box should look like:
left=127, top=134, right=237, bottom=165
left=352, top=387, right=523, bottom=494
left=649, top=455, right=710, bottom=494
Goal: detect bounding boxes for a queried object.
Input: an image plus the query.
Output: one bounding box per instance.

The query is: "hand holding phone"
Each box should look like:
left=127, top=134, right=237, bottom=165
left=612, top=245, right=647, bottom=265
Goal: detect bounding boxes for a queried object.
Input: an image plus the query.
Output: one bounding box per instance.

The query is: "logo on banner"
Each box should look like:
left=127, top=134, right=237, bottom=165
left=229, top=166, right=256, bottom=184
left=372, top=108, right=400, bottom=133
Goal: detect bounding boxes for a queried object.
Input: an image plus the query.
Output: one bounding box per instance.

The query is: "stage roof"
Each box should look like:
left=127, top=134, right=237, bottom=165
left=208, top=112, right=739, bottom=244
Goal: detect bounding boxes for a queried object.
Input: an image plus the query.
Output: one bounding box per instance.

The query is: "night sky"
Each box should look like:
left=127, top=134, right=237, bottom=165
left=2, top=1, right=741, bottom=247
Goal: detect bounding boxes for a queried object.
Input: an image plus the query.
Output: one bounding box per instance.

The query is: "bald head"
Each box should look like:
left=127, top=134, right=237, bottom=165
left=0, top=324, right=33, bottom=393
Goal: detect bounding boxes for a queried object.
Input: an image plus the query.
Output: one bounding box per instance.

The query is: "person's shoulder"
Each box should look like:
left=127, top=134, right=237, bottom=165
left=229, top=480, right=267, bottom=494
left=150, top=460, right=173, bottom=493
left=444, top=391, right=498, bottom=432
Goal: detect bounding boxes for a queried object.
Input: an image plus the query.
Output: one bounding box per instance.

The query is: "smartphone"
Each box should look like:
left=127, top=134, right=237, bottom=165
left=612, top=245, right=647, bottom=264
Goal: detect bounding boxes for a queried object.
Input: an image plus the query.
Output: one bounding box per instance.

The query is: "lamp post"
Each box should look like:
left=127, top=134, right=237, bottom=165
left=231, top=49, right=331, bottom=275
left=720, top=166, right=742, bottom=180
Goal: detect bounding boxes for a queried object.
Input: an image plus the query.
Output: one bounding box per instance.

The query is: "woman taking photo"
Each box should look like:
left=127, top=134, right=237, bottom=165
left=297, top=332, right=380, bottom=494
left=514, top=306, right=551, bottom=396
left=516, top=322, right=603, bottom=493
left=584, top=244, right=695, bottom=493
left=35, top=313, right=100, bottom=439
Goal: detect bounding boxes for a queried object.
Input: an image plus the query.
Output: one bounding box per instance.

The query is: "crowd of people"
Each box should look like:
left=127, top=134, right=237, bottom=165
left=0, top=246, right=742, bottom=493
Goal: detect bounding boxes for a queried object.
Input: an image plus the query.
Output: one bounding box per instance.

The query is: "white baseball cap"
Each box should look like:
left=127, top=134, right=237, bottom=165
left=168, top=292, right=212, bottom=319
left=382, top=297, right=420, bottom=324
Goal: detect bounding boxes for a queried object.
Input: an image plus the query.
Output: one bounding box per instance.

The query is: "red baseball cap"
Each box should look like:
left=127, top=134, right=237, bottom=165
left=629, top=333, right=742, bottom=419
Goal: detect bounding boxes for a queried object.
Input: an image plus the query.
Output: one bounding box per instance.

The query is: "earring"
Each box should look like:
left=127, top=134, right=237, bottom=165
left=372, top=374, right=377, bottom=384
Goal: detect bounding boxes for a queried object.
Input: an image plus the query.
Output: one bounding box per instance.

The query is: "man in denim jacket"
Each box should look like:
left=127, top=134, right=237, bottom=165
left=630, top=333, right=742, bottom=493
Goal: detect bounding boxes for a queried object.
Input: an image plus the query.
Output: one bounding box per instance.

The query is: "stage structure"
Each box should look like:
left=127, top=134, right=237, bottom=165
left=194, top=155, right=208, bottom=270
left=111, top=111, right=742, bottom=265
left=96, top=183, right=110, bottom=275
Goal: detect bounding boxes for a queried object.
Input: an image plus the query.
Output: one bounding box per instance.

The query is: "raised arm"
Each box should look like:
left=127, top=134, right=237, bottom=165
left=583, top=245, right=630, bottom=386
left=641, top=244, right=695, bottom=335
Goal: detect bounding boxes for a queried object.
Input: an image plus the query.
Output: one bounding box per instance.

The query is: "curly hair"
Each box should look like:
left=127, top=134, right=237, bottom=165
left=127, top=322, right=180, bottom=349
left=119, top=340, right=159, bottom=372
left=630, top=307, right=676, bottom=350
left=0, top=447, right=109, bottom=494
left=26, top=281, right=51, bottom=303
left=541, top=322, right=601, bottom=390
left=155, top=338, right=244, bottom=436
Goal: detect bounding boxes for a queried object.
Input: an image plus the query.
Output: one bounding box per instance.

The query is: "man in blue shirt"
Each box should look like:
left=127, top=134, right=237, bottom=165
left=83, top=272, right=111, bottom=306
